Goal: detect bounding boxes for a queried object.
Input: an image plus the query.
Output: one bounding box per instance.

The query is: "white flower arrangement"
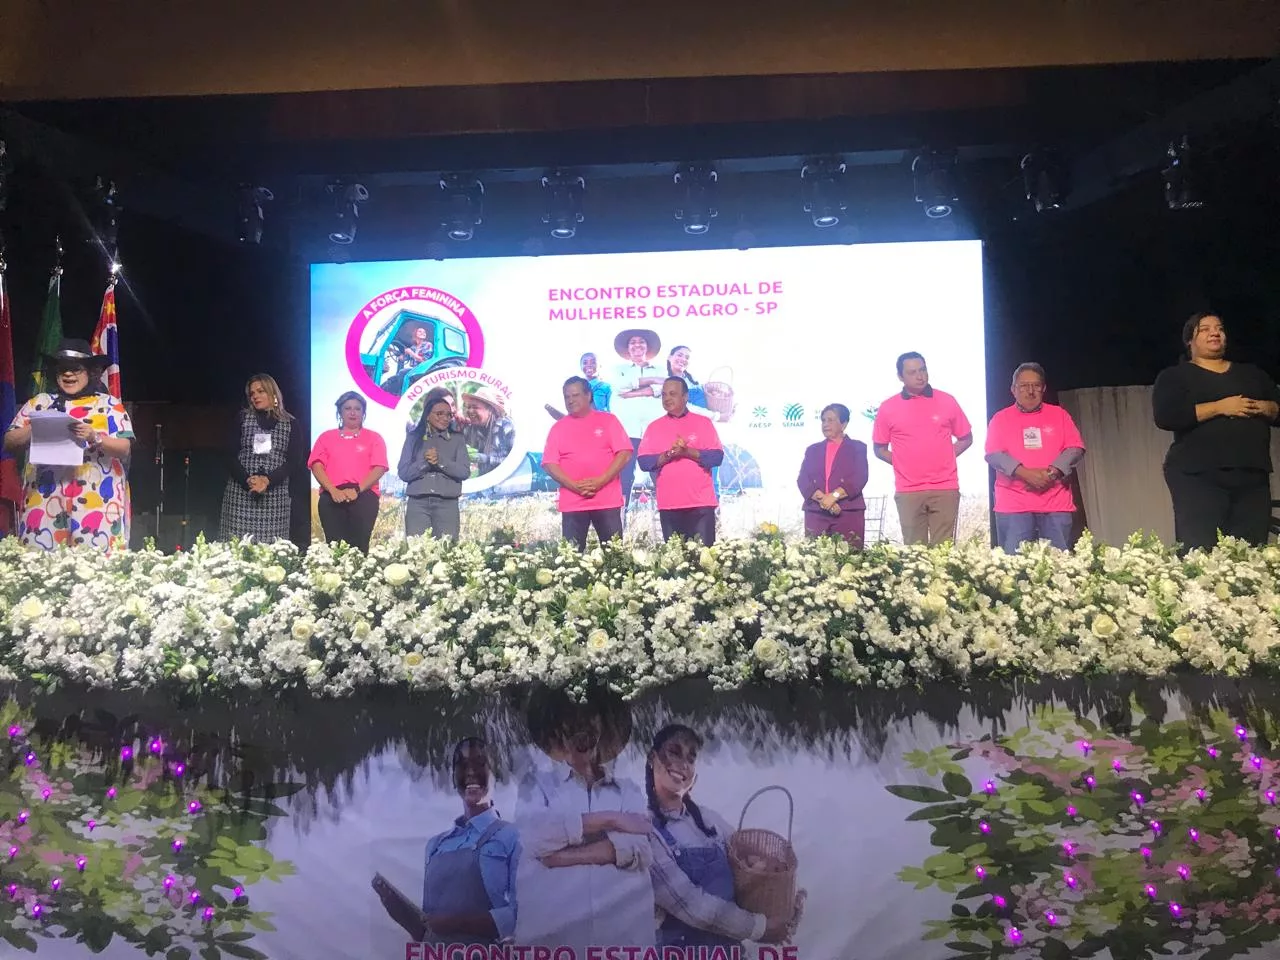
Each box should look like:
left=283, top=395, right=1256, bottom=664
left=1, top=531, right=1279, bottom=698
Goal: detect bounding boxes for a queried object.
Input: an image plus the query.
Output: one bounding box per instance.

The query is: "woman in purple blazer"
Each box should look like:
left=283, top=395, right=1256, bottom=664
left=797, top=403, right=869, bottom=546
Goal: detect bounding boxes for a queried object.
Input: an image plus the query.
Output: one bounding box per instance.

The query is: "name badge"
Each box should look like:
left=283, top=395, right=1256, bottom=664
left=252, top=432, right=273, bottom=454
left=1022, top=427, right=1043, bottom=450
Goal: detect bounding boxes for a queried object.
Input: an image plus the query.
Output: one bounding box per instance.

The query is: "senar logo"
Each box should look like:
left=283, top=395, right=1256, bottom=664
left=782, top=403, right=805, bottom=426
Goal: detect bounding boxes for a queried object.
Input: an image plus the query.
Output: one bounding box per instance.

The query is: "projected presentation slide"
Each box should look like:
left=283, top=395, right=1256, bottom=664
left=309, top=242, right=987, bottom=543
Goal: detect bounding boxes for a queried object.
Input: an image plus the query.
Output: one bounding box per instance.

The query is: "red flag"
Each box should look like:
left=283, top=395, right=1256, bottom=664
left=0, top=266, right=22, bottom=534
left=91, top=280, right=121, bottom=398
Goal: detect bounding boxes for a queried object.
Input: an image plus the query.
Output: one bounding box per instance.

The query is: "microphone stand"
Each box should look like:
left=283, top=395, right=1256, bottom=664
left=154, top=423, right=165, bottom=547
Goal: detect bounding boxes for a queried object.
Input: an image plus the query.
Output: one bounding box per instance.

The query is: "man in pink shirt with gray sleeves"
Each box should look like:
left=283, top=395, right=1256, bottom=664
left=873, top=351, right=973, bottom=546
left=637, top=378, right=724, bottom=544
left=984, top=362, right=1085, bottom=553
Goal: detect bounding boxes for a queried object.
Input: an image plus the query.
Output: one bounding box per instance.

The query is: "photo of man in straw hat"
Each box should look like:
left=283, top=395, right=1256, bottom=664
left=609, top=329, right=665, bottom=514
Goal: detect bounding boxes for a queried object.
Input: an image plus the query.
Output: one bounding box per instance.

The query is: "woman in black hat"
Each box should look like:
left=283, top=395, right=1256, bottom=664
left=3, top=339, right=134, bottom=552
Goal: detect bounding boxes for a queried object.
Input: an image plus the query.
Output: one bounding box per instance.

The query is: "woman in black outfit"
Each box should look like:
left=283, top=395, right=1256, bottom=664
left=1152, top=312, right=1280, bottom=552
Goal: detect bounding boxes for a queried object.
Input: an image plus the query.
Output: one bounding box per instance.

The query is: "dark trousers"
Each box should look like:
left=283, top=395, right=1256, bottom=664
left=805, top=508, right=865, bottom=547
left=317, top=484, right=380, bottom=552
left=1164, top=466, right=1271, bottom=552
left=619, top=438, right=642, bottom=516
left=562, top=508, right=623, bottom=551
left=659, top=507, right=718, bottom=545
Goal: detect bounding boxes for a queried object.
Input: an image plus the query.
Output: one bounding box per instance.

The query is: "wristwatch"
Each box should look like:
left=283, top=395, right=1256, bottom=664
left=1046, top=466, right=1062, bottom=480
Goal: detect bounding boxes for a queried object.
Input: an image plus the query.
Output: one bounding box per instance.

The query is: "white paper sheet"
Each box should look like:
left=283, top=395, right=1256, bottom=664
left=27, top=410, right=85, bottom=466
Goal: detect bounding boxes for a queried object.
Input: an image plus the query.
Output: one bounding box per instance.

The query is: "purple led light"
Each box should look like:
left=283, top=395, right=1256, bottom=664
left=1045, top=910, right=1059, bottom=926
left=174, top=763, right=186, bottom=777
left=86, top=820, right=95, bottom=832
left=76, top=856, right=86, bottom=872
left=233, top=886, right=244, bottom=898
left=149, top=738, right=163, bottom=754
left=1084, top=775, right=1096, bottom=790
left=983, top=779, right=997, bottom=795
left=1236, top=725, right=1248, bottom=741
left=992, top=894, right=1007, bottom=908
left=5, top=883, right=15, bottom=898
left=1007, top=927, right=1023, bottom=945
left=979, top=820, right=991, bottom=834
left=7, top=845, right=17, bottom=860
left=24, top=751, right=35, bottom=766
left=1268, top=790, right=1276, bottom=805
left=1132, top=791, right=1145, bottom=807
left=1188, top=827, right=1200, bottom=843
left=1062, top=841, right=1076, bottom=857
left=31, top=903, right=42, bottom=918
left=1170, top=902, right=1183, bottom=918
left=120, top=746, right=133, bottom=761
left=1141, top=846, right=1152, bottom=861
left=190, top=890, right=200, bottom=904
left=187, top=800, right=202, bottom=814
left=1177, top=864, right=1190, bottom=881
left=172, top=838, right=184, bottom=853
left=1066, top=805, right=1078, bottom=817
left=1065, top=872, right=1078, bottom=889
left=1144, top=883, right=1158, bottom=899
left=7, top=725, right=20, bottom=738
left=202, top=906, right=215, bottom=922
left=1080, top=740, right=1092, bottom=755
left=1275, top=827, right=1280, bottom=842
left=1208, top=746, right=1220, bottom=759
left=1112, top=758, right=1124, bottom=772
left=40, top=788, right=50, bottom=801
left=163, top=875, right=175, bottom=890
left=1151, top=820, right=1162, bottom=836
left=49, top=878, right=60, bottom=892
left=974, top=865, right=987, bottom=880
left=1252, top=756, right=1264, bottom=771
left=106, top=787, right=116, bottom=800
left=1196, top=788, right=1207, bottom=802
left=17, top=810, right=28, bottom=824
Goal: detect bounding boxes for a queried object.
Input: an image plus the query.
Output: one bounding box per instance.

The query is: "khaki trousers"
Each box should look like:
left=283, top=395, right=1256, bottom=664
left=895, top=489, right=960, bottom=546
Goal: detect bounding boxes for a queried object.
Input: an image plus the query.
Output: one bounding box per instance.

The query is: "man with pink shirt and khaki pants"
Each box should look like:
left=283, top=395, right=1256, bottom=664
left=984, top=362, right=1085, bottom=553
left=872, top=351, right=973, bottom=546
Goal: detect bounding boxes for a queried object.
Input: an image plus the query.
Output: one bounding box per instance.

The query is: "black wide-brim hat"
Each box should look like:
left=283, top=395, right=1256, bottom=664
left=43, top=339, right=111, bottom=372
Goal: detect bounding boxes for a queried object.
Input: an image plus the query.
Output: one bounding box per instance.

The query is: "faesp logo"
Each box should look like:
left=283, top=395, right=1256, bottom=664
left=749, top=405, right=771, bottom=429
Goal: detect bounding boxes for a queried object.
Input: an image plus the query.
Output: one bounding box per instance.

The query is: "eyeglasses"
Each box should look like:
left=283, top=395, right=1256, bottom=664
left=1015, top=383, right=1045, bottom=392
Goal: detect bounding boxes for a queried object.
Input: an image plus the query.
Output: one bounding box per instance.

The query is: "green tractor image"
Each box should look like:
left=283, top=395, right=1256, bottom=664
left=362, top=309, right=470, bottom=396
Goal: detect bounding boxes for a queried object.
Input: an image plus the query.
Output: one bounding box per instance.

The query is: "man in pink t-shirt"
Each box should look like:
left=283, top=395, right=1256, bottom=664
left=637, top=378, right=724, bottom=544
left=872, top=351, right=973, bottom=546
left=984, top=362, right=1085, bottom=553
left=541, top=376, right=633, bottom=550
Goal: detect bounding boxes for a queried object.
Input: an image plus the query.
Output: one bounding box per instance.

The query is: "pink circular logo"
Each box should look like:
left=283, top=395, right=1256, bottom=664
left=343, top=286, right=485, bottom=408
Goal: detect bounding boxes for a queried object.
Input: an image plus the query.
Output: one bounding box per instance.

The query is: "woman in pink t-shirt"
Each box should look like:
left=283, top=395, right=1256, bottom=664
left=308, top=391, right=389, bottom=552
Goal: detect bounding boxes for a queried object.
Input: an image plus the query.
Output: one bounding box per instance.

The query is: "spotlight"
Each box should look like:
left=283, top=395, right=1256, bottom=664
left=236, top=185, right=274, bottom=244
left=913, top=150, right=959, bottom=219
left=440, top=175, right=484, bottom=241
left=327, top=182, right=368, bottom=245
left=1020, top=151, right=1068, bottom=213
left=541, top=172, right=585, bottom=239
left=1163, top=135, right=1204, bottom=210
left=801, top=158, right=847, bottom=228
left=674, top=164, right=718, bottom=235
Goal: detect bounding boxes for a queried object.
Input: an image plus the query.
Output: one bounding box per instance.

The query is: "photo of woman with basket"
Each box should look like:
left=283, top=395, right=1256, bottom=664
left=647, top=724, right=804, bottom=947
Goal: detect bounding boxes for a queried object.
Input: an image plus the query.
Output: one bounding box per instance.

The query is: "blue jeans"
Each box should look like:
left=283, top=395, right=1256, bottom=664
left=994, top=511, right=1073, bottom=553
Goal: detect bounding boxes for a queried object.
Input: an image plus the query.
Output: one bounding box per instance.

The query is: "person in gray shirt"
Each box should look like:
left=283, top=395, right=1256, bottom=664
left=399, top=392, right=471, bottom=538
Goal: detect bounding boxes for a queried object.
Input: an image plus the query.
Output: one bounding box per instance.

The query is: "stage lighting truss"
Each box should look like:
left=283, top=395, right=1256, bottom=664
left=674, top=164, right=718, bottom=235
left=1163, top=135, right=1205, bottom=210
left=441, top=175, right=485, bottom=242
left=542, top=172, right=585, bottom=239
left=327, top=182, right=369, bottom=245
left=236, top=184, right=274, bottom=245
left=800, top=158, right=847, bottom=228
left=1020, top=151, right=1068, bottom=213
left=913, top=150, right=959, bottom=219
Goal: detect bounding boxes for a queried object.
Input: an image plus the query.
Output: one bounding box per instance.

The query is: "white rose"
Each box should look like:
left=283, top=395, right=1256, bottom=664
left=1264, top=545, right=1280, bottom=564
left=1091, top=614, right=1118, bottom=638
left=839, top=563, right=856, bottom=580
left=353, top=620, right=371, bottom=640
left=592, top=583, right=611, bottom=603
left=305, top=659, right=324, bottom=676
left=123, top=596, right=146, bottom=618
left=920, top=593, right=948, bottom=619
left=632, top=550, right=650, bottom=567
left=503, top=559, right=518, bottom=576
left=74, top=563, right=96, bottom=581
left=836, top=590, right=858, bottom=611
left=1215, top=582, right=1231, bottom=601
left=318, top=572, right=342, bottom=593
left=1171, top=624, right=1195, bottom=646
left=176, top=664, right=199, bottom=682
left=699, top=548, right=717, bottom=571
left=291, top=619, right=315, bottom=642
left=18, top=597, right=45, bottom=620
left=211, top=612, right=236, bottom=633
left=263, top=566, right=286, bottom=585
left=535, top=569, right=554, bottom=587
left=206, top=578, right=229, bottom=594
left=431, top=561, right=450, bottom=580
left=752, top=637, right=783, bottom=663
left=404, top=652, right=424, bottom=668
left=61, top=618, right=82, bottom=638
left=1158, top=579, right=1178, bottom=600
left=384, top=563, right=412, bottom=587
left=586, top=629, right=612, bottom=652
left=998, top=577, right=1016, bottom=597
